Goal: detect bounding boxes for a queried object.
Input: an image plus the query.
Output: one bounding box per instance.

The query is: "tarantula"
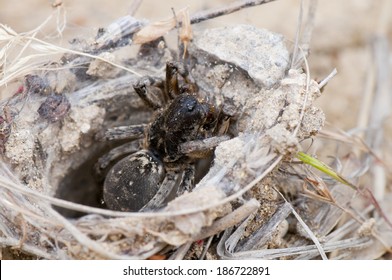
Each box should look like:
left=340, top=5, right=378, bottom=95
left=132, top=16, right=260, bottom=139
left=96, top=61, right=229, bottom=212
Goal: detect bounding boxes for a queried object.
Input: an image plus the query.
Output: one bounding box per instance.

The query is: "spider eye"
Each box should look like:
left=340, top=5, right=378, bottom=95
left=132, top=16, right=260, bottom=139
left=180, top=83, right=197, bottom=95
left=185, top=100, right=196, bottom=111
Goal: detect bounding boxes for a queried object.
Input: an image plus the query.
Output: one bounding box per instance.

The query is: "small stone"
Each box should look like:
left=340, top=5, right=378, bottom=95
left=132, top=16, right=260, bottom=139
left=193, top=25, right=289, bottom=88
left=37, top=94, right=71, bottom=122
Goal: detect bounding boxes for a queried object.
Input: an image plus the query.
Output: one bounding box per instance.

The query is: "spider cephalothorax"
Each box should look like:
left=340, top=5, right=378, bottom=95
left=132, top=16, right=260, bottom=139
left=97, top=62, right=228, bottom=212
left=147, top=93, right=216, bottom=162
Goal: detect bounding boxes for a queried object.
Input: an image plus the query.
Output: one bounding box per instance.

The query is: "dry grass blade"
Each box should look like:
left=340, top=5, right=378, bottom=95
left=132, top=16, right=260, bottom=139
left=366, top=36, right=391, bottom=201
left=275, top=189, right=328, bottom=260
left=318, top=68, right=337, bottom=90
left=195, top=199, right=260, bottom=241
left=190, top=0, right=277, bottom=24
left=0, top=18, right=142, bottom=88
left=169, top=242, right=192, bottom=260
left=302, top=174, right=336, bottom=204
left=128, top=0, right=143, bottom=16
left=218, top=225, right=370, bottom=259
left=318, top=127, right=389, bottom=168
left=237, top=202, right=292, bottom=252
left=291, top=0, right=318, bottom=69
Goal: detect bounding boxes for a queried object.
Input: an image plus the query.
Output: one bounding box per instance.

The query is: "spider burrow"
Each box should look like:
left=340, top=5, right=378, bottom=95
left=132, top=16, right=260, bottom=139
left=96, top=61, right=230, bottom=212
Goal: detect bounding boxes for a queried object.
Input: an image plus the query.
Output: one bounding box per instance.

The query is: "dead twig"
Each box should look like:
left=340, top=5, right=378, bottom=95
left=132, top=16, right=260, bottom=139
left=133, top=0, right=278, bottom=45
left=190, top=0, right=277, bottom=24
left=194, top=199, right=260, bottom=241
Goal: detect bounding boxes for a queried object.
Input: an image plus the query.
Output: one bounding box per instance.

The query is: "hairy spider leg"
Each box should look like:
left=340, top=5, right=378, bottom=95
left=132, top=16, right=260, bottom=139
left=140, top=164, right=195, bottom=212
left=94, top=124, right=147, bottom=177
left=94, top=140, right=142, bottom=176
left=133, top=76, right=164, bottom=110
left=165, top=61, right=180, bottom=100
left=140, top=170, right=181, bottom=212
left=179, top=135, right=230, bottom=158
left=95, top=124, right=147, bottom=141
left=166, top=61, right=198, bottom=97
left=177, top=165, right=195, bottom=195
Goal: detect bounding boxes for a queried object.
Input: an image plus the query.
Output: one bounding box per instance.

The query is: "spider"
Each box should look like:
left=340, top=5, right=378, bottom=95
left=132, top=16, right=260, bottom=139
left=96, top=61, right=229, bottom=212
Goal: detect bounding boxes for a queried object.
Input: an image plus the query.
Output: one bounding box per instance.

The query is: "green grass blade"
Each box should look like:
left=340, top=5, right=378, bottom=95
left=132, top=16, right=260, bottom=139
left=296, top=151, right=356, bottom=190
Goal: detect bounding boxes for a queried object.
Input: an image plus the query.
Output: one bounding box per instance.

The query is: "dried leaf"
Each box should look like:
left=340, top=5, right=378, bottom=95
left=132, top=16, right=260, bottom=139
left=133, top=8, right=188, bottom=45
left=180, top=9, right=192, bottom=58
left=0, top=24, right=18, bottom=40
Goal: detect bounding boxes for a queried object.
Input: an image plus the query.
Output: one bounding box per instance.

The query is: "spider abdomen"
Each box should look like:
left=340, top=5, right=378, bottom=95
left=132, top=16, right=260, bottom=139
left=103, top=150, right=165, bottom=211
